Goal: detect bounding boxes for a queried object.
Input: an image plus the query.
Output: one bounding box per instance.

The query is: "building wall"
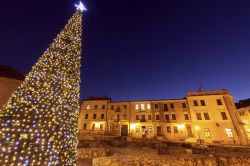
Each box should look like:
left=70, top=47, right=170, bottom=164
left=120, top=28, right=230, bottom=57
left=78, top=90, right=248, bottom=145
left=237, top=106, right=250, bottom=143
left=0, top=76, right=22, bottom=107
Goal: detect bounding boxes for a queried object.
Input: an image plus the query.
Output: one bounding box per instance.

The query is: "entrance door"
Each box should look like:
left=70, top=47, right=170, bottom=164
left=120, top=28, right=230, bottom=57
left=186, top=124, right=193, bottom=137
left=121, top=125, right=128, bottom=136
left=157, top=126, right=162, bottom=136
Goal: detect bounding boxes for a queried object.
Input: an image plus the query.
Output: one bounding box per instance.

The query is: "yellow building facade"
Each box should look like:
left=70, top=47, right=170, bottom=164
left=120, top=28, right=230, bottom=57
left=78, top=90, right=249, bottom=145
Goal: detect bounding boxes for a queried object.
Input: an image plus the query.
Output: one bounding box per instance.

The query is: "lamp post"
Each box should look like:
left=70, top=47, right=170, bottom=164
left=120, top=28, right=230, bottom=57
left=195, top=126, right=201, bottom=144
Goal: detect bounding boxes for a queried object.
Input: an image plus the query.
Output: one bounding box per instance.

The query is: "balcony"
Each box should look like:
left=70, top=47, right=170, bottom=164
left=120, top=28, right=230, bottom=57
left=140, top=119, right=146, bottom=122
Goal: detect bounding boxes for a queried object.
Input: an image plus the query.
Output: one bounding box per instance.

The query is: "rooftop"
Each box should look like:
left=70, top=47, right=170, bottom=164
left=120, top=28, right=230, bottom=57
left=0, top=65, right=25, bottom=81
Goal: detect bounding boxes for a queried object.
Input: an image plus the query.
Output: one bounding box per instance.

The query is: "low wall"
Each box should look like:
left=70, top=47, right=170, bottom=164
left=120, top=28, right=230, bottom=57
left=78, top=148, right=112, bottom=159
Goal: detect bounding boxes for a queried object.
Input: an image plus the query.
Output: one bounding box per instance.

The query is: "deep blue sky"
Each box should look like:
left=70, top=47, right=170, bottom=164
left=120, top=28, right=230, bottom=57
left=1, top=0, right=250, bottom=102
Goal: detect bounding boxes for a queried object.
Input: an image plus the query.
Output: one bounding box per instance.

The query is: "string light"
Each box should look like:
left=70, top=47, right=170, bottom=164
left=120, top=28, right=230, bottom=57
left=0, top=6, right=83, bottom=166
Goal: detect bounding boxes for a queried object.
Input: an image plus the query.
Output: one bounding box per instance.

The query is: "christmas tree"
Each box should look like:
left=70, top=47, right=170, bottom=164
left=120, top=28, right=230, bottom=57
left=0, top=2, right=86, bottom=165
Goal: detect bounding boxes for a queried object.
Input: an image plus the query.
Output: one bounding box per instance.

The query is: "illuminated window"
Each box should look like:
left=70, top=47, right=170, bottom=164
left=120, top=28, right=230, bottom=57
left=141, top=104, right=145, bottom=110
left=216, top=99, right=223, bottom=105
left=200, top=100, right=206, bottom=106
left=184, top=114, right=189, bottom=120
left=172, top=114, right=176, bottom=120
left=85, top=114, right=88, bottom=119
left=148, top=126, right=152, bottom=133
left=100, top=124, right=103, bottom=130
left=135, top=104, right=139, bottom=110
left=204, top=128, right=211, bottom=138
left=221, top=112, right=228, bottom=120
left=204, top=113, right=210, bottom=120
left=173, top=126, right=178, bottom=133
left=225, top=128, right=233, bottom=138
left=167, top=126, right=171, bottom=133
left=246, top=129, right=250, bottom=139
left=193, top=100, right=198, bottom=106
left=86, top=105, right=90, bottom=110
left=147, top=104, right=151, bottom=109
left=196, top=113, right=202, bottom=120
left=136, top=126, right=140, bottom=132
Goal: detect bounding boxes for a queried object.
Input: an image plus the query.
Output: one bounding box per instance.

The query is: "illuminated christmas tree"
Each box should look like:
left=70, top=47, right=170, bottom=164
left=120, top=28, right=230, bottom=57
left=0, top=2, right=86, bottom=166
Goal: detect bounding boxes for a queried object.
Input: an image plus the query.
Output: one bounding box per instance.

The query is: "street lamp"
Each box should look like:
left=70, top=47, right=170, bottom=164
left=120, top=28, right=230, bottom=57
left=195, top=126, right=201, bottom=144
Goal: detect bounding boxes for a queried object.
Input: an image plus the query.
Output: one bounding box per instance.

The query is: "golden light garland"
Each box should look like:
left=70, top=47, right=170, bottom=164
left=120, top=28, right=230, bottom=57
left=0, top=9, right=82, bottom=166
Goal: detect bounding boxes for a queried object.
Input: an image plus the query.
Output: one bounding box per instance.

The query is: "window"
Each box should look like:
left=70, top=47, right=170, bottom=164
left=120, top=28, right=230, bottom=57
left=136, top=115, right=139, bottom=120
left=182, top=103, right=187, bottom=108
left=172, top=114, right=176, bottom=120
left=174, top=126, right=178, bottom=133
left=141, top=115, right=146, bottom=120
left=155, top=104, right=159, bottom=109
left=92, top=124, right=95, bottom=130
left=102, top=105, right=105, bottom=109
left=95, top=105, right=98, bottom=109
left=170, top=103, right=174, bottom=108
left=246, top=129, right=250, bottom=139
left=136, top=126, right=140, bottom=132
left=141, top=104, right=145, bottom=110
left=216, top=99, right=223, bottom=105
left=204, top=128, right=211, bottom=138
left=148, top=126, right=152, bottom=133
left=101, top=114, right=104, bottom=119
left=165, top=114, right=170, bottom=121
left=111, top=105, right=114, bottom=110
left=83, top=123, right=87, bottom=129
left=117, top=114, right=120, bottom=121
left=225, top=128, right=233, bottom=138
left=156, top=114, right=160, bottom=120
left=148, top=115, right=152, bottom=120
left=196, top=113, right=202, bottom=120
left=147, top=104, right=151, bottom=109
left=167, top=126, right=171, bottom=133
left=93, top=114, right=96, bottom=119
left=124, top=105, right=127, bottom=110
left=100, top=124, right=103, bottom=130
left=135, top=104, right=139, bottom=110
left=86, top=105, right=90, bottom=110
left=200, top=100, right=206, bottom=106
left=193, top=100, right=198, bottom=106
left=163, top=104, right=168, bottom=111
left=204, top=113, right=210, bottom=120
left=184, top=114, right=189, bottom=120
left=221, top=112, right=228, bottom=120
left=85, top=114, right=88, bottom=119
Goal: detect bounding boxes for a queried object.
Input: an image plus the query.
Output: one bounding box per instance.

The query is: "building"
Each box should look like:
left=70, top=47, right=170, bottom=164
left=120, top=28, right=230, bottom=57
left=78, top=89, right=249, bottom=145
left=236, top=99, right=250, bottom=144
left=0, top=65, right=24, bottom=107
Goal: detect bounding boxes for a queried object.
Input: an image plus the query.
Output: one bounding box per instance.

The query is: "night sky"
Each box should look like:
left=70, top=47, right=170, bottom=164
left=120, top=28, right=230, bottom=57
left=1, top=0, right=250, bottom=102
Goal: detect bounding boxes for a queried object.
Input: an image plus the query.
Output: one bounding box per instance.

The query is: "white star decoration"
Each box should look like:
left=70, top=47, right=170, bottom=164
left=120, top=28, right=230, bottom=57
left=75, top=1, right=87, bottom=12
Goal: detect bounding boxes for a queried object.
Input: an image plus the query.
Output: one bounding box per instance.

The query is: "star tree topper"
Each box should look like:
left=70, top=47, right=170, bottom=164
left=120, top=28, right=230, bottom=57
left=75, top=1, right=87, bottom=12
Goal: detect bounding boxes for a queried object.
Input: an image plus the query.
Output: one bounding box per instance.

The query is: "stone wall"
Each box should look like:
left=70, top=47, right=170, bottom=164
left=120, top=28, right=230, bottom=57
left=77, top=148, right=111, bottom=159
